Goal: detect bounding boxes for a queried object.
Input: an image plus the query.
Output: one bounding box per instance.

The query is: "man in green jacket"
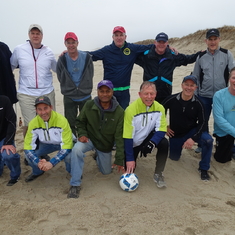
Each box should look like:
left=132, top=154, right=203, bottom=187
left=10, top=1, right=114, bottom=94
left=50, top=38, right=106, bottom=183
left=66, top=80, right=125, bottom=198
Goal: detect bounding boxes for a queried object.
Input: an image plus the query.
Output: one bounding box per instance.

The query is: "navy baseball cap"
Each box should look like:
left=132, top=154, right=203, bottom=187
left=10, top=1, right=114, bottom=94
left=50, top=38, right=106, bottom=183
left=155, top=32, right=168, bottom=42
left=182, top=75, right=197, bottom=85
left=206, top=28, right=220, bottom=39
left=97, top=80, right=114, bottom=89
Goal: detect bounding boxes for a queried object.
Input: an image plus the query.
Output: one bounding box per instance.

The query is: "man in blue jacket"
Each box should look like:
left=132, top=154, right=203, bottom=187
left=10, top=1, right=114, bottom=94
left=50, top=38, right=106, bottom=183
left=136, top=32, right=201, bottom=103
left=89, top=26, right=151, bottom=109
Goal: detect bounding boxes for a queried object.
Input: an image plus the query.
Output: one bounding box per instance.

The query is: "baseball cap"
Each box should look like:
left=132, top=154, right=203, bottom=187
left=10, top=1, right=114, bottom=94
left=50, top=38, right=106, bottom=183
left=35, top=96, right=51, bottom=106
left=28, top=24, right=43, bottom=34
left=206, top=28, right=220, bottom=39
left=113, top=26, right=126, bottom=34
left=155, top=32, right=168, bottom=42
left=64, top=32, right=78, bottom=41
left=97, top=80, right=114, bottom=89
left=182, top=75, right=197, bottom=85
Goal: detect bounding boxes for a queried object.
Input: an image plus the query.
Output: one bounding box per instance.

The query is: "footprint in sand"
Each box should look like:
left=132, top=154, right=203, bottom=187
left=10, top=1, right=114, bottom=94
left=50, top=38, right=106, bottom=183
left=99, top=204, right=112, bottom=218
left=38, top=210, right=88, bottom=234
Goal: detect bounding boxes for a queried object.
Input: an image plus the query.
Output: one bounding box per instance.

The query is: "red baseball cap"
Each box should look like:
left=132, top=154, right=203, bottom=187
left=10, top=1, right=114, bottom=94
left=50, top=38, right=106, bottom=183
left=113, top=26, right=126, bottom=34
left=64, top=32, right=78, bottom=41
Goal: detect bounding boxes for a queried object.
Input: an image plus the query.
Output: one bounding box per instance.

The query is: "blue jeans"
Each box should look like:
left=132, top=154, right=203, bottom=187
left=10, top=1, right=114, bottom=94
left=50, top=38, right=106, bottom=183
left=169, top=129, right=213, bottom=170
left=113, top=90, right=130, bottom=110
left=0, top=139, right=21, bottom=180
left=24, top=142, right=61, bottom=175
left=65, top=140, right=112, bottom=186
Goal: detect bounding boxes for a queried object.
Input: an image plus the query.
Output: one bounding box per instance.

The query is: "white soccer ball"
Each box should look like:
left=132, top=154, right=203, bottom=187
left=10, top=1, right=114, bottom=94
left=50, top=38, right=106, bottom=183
left=119, top=173, right=139, bottom=192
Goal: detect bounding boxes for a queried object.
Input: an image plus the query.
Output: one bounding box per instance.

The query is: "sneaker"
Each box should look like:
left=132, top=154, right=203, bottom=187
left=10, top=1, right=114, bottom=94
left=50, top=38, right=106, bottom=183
left=25, top=172, right=44, bottom=182
left=153, top=173, right=167, bottom=188
left=67, top=186, right=81, bottom=198
left=198, top=169, right=210, bottom=181
left=7, top=179, right=18, bottom=186
left=195, top=147, right=202, bottom=153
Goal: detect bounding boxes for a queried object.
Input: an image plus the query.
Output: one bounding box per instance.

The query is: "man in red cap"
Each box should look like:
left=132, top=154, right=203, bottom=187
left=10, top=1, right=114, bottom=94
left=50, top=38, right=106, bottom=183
left=57, top=32, right=94, bottom=136
left=89, top=26, right=152, bottom=109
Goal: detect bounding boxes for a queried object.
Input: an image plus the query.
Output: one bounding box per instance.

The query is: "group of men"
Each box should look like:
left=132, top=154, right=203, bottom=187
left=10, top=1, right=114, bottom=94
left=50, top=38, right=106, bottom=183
left=1, top=24, right=235, bottom=199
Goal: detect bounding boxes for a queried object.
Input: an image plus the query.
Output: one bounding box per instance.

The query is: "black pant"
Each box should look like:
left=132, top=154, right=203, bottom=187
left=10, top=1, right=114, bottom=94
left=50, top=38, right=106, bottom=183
left=214, top=134, right=234, bottom=163
left=127, top=131, right=169, bottom=174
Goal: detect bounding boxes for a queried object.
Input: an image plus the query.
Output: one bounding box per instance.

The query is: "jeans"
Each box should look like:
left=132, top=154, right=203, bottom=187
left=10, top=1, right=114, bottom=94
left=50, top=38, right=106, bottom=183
left=0, top=139, right=21, bottom=179
left=25, top=142, right=61, bottom=175
left=63, top=96, right=91, bottom=137
left=197, top=95, right=213, bottom=148
left=169, top=129, right=213, bottom=170
left=113, top=90, right=130, bottom=110
left=65, top=140, right=112, bottom=186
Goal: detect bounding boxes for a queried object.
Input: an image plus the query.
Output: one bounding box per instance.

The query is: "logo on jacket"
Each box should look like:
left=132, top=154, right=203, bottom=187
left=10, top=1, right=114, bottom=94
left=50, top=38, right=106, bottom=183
left=123, top=48, right=131, bottom=55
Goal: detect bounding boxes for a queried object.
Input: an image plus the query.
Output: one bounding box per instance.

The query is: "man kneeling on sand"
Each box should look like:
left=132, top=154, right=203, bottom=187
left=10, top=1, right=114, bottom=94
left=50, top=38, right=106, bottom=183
left=65, top=80, right=125, bottom=198
left=24, top=96, right=73, bottom=182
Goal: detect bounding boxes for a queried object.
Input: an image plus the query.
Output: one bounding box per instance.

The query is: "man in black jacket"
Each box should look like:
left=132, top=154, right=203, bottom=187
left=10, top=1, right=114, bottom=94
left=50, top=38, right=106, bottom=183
left=162, top=75, right=213, bottom=181
left=136, top=32, right=201, bottom=103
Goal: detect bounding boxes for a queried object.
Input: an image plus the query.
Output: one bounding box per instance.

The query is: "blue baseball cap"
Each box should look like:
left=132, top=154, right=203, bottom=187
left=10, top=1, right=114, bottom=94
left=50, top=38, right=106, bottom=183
left=155, top=32, right=168, bottom=42
left=97, top=80, right=114, bottom=89
left=182, top=75, right=197, bottom=85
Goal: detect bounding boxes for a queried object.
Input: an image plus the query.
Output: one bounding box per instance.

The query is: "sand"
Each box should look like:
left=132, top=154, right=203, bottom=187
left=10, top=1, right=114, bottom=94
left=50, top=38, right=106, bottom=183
left=1, top=30, right=235, bottom=235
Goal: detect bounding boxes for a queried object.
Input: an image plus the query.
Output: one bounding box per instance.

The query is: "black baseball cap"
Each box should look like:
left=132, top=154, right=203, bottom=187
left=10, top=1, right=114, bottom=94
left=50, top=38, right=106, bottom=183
left=206, top=28, right=220, bottom=39
left=35, top=96, right=51, bottom=106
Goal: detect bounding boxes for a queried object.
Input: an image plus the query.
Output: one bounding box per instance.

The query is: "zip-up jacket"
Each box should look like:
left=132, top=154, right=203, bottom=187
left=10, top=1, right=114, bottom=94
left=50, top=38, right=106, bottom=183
left=193, top=47, right=235, bottom=98
left=123, top=98, right=167, bottom=161
left=135, top=46, right=200, bottom=101
left=0, top=95, right=17, bottom=145
left=162, top=92, right=206, bottom=142
left=76, top=96, right=124, bottom=166
left=89, top=41, right=151, bottom=90
left=24, top=110, right=73, bottom=166
left=56, top=51, right=94, bottom=99
left=10, top=41, right=57, bottom=96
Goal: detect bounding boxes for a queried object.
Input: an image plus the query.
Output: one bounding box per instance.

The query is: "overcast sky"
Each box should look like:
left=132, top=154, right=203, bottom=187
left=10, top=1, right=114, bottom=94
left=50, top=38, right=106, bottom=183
left=1, top=0, right=234, bottom=54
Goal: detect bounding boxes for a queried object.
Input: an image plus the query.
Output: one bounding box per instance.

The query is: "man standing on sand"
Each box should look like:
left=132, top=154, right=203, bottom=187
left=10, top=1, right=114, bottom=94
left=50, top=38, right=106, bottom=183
left=66, top=80, right=124, bottom=198
left=10, top=24, right=57, bottom=137
left=89, top=26, right=152, bottom=109
left=193, top=28, right=235, bottom=153
left=0, top=95, right=21, bottom=186
left=123, top=81, right=168, bottom=188
left=135, top=32, right=201, bottom=103
left=57, top=32, right=94, bottom=136
left=162, top=75, right=213, bottom=181
left=213, top=67, right=235, bottom=163
left=24, top=96, right=73, bottom=182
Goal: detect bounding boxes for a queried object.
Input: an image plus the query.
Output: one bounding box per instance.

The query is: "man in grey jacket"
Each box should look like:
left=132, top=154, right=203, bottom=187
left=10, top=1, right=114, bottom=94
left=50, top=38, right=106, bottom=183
left=57, top=32, right=94, bottom=136
left=193, top=28, right=235, bottom=153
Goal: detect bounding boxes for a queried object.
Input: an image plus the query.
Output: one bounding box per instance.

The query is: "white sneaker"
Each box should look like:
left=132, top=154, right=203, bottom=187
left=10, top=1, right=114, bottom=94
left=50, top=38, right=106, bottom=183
left=153, top=173, right=167, bottom=188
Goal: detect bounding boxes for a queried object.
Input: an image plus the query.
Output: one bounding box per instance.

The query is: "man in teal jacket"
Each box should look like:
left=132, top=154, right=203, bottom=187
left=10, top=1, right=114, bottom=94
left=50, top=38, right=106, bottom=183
left=66, top=80, right=124, bottom=198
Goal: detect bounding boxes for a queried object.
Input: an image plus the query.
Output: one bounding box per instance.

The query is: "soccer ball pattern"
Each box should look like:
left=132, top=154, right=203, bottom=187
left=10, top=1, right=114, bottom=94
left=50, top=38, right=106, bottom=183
left=119, top=173, right=139, bottom=192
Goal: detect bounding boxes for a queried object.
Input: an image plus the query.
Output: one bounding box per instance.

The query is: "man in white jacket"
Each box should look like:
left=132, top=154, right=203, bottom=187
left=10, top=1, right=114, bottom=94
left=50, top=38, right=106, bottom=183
left=10, top=24, right=57, bottom=137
